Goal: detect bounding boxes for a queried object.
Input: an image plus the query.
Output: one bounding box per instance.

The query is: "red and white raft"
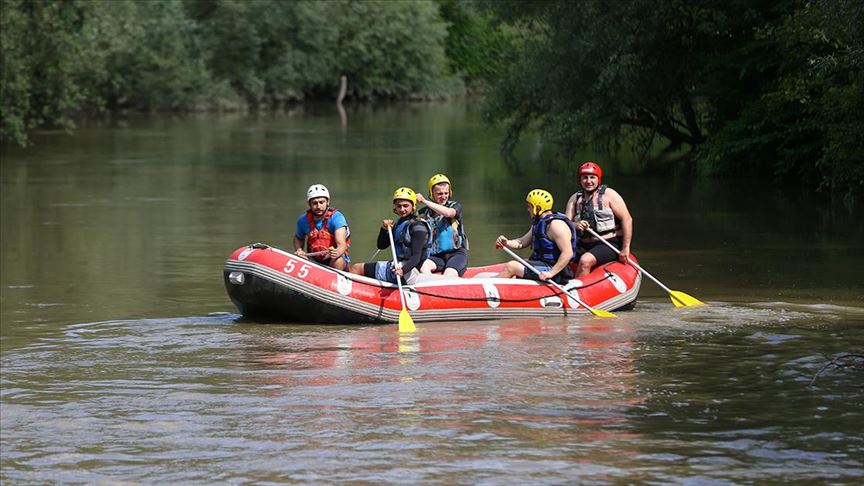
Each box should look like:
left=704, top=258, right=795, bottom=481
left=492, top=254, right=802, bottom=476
left=224, top=243, right=641, bottom=324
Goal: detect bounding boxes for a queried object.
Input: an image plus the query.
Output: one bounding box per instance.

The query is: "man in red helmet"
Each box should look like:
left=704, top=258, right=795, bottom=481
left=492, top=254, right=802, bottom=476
left=565, top=162, right=633, bottom=277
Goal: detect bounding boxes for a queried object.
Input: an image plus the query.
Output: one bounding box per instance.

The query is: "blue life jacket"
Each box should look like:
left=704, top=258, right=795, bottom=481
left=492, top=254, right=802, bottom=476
left=531, top=212, right=578, bottom=264
left=393, top=216, right=433, bottom=261
left=420, top=201, right=468, bottom=254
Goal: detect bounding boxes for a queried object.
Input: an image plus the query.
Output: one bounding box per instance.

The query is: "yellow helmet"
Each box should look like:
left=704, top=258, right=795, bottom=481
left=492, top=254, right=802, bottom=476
left=392, top=186, right=417, bottom=207
left=526, top=189, right=553, bottom=216
left=427, top=173, right=452, bottom=197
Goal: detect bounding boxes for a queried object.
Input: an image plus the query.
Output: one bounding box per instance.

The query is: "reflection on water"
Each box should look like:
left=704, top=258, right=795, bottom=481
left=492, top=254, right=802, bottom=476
left=3, top=104, right=863, bottom=343
left=2, top=105, right=863, bottom=482
left=2, top=307, right=862, bottom=483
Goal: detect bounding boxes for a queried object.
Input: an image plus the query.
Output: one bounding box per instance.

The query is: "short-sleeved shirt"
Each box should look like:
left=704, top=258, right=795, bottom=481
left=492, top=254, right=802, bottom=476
left=295, top=210, right=349, bottom=239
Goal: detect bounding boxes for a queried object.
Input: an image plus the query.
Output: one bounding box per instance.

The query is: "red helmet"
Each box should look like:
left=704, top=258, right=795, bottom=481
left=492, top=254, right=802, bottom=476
left=578, top=162, right=603, bottom=184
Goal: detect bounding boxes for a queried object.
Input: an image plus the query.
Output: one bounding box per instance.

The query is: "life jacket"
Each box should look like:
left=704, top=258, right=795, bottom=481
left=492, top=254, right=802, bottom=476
left=531, top=212, right=579, bottom=264
left=572, top=185, right=618, bottom=238
left=306, top=208, right=350, bottom=261
left=420, top=201, right=468, bottom=254
left=393, top=216, right=433, bottom=262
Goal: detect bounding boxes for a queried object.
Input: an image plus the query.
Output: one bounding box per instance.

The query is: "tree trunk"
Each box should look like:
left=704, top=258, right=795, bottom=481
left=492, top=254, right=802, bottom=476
left=337, top=75, right=347, bottom=105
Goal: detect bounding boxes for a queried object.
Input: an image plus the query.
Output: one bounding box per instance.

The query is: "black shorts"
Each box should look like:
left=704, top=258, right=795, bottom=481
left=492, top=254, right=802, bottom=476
left=575, top=236, right=622, bottom=266
left=426, top=248, right=468, bottom=276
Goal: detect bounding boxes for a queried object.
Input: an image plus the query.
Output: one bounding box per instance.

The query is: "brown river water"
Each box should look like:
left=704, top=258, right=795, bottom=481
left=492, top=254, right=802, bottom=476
left=2, top=103, right=862, bottom=483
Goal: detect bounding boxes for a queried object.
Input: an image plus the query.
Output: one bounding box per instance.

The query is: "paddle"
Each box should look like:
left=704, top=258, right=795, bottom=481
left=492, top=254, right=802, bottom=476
left=501, top=246, right=616, bottom=318
left=584, top=228, right=705, bottom=307
left=298, top=250, right=329, bottom=260
left=386, top=225, right=417, bottom=332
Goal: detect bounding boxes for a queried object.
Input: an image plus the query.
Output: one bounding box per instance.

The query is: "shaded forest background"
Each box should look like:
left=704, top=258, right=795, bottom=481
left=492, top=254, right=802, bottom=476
left=1, top=0, right=861, bottom=201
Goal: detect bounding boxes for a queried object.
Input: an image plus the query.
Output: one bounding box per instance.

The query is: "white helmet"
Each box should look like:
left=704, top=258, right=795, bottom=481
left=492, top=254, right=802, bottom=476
left=306, top=184, right=330, bottom=202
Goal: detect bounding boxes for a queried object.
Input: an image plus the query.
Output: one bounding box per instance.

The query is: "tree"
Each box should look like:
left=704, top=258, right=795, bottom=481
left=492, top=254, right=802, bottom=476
left=701, top=0, right=864, bottom=202
left=480, top=0, right=863, bottom=200
left=95, top=0, right=227, bottom=110
left=482, top=0, right=780, bottom=154
left=1, top=0, right=103, bottom=145
left=1, top=0, right=456, bottom=145
left=192, top=0, right=453, bottom=103
left=436, top=0, right=516, bottom=85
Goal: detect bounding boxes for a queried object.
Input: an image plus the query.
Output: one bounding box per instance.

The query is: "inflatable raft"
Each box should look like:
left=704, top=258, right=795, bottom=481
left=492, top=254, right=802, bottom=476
left=224, top=243, right=641, bottom=324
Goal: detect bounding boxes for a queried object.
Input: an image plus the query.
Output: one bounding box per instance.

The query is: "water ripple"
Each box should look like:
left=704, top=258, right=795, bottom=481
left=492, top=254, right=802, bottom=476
left=2, top=311, right=863, bottom=483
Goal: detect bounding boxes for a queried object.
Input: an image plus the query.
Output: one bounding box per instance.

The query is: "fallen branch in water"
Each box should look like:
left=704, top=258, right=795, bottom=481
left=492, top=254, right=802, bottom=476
left=809, top=353, right=864, bottom=386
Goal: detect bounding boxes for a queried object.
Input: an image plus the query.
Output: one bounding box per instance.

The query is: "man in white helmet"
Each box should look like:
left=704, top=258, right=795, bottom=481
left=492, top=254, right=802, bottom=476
left=293, top=184, right=350, bottom=270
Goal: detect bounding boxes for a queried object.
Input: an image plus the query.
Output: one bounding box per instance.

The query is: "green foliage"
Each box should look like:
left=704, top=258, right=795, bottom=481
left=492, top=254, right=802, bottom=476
left=1, top=0, right=103, bottom=145
left=701, top=0, right=863, bottom=201
left=1, top=0, right=456, bottom=145
left=190, top=0, right=453, bottom=102
left=436, top=0, right=516, bottom=83
left=338, top=0, right=452, bottom=99
left=92, top=0, right=230, bottom=110
left=480, top=0, right=863, bottom=200
left=481, top=0, right=751, bottom=155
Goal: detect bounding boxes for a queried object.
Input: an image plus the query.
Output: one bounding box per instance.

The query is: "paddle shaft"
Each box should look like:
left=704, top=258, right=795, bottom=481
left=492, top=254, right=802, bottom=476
left=584, top=228, right=673, bottom=294
left=386, top=226, right=409, bottom=311
left=502, top=246, right=610, bottom=317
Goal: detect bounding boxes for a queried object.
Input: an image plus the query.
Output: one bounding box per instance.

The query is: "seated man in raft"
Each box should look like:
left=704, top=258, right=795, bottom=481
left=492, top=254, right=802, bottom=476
left=565, top=162, right=633, bottom=277
left=294, top=184, right=350, bottom=270
left=416, top=173, right=469, bottom=277
left=495, top=189, right=578, bottom=284
left=350, top=187, right=431, bottom=286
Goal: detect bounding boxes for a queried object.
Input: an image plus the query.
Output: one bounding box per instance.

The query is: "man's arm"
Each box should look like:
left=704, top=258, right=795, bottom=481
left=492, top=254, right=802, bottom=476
left=400, top=223, right=430, bottom=274
left=327, top=212, right=350, bottom=258
left=607, top=189, right=633, bottom=261
left=564, top=193, right=579, bottom=221
left=496, top=228, right=533, bottom=250
left=540, top=219, right=574, bottom=281
left=330, top=227, right=348, bottom=258
left=417, top=194, right=458, bottom=218
left=565, top=193, right=591, bottom=235
left=294, top=215, right=307, bottom=254
left=376, top=226, right=390, bottom=250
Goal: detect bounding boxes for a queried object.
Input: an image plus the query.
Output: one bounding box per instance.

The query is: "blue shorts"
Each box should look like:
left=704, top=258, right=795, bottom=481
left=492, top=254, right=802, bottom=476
left=374, top=261, right=397, bottom=283
left=521, top=260, right=572, bottom=284
left=363, top=261, right=418, bottom=285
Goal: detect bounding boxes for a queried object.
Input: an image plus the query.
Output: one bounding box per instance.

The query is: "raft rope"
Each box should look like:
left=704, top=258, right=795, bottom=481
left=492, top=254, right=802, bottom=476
left=246, top=244, right=615, bottom=304
left=406, top=274, right=612, bottom=304
left=325, top=258, right=615, bottom=303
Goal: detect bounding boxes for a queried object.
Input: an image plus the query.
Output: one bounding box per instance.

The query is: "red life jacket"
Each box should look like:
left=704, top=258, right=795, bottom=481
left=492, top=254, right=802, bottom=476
left=306, top=208, right=349, bottom=261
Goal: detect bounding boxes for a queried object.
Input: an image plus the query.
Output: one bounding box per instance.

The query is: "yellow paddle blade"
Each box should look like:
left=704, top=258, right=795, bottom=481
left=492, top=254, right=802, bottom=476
left=589, top=307, right=617, bottom=318
left=669, top=290, right=706, bottom=308
left=398, top=309, right=416, bottom=333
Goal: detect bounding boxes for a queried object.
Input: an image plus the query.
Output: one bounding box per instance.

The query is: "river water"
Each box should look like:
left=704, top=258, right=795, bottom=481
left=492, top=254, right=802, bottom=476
left=2, top=103, right=862, bottom=484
